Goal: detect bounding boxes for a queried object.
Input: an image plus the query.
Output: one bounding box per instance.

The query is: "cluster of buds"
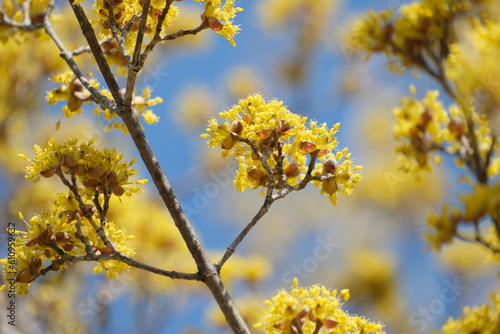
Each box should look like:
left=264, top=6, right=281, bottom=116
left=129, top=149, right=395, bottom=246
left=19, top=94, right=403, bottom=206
left=273, top=306, right=339, bottom=332
left=15, top=258, right=41, bottom=284
left=101, top=39, right=128, bottom=66
left=99, top=0, right=133, bottom=31
left=41, top=152, right=130, bottom=197
left=24, top=139, right=145, bottom=198
left=26, top=226, right=73, bottom=252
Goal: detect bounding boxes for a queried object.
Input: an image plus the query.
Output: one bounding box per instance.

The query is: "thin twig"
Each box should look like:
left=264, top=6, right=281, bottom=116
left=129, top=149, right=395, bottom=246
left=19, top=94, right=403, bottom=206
left=123, top=0, right=153, bottom=111
left=216, top=195, right=275, bottom=269
left=42, top=7, right=116, bottom=111
left=69, top=36, right=114, bottom=57
left=103, top=0, right=131, bottom=64
left=161, top=22, right=209, bottom=42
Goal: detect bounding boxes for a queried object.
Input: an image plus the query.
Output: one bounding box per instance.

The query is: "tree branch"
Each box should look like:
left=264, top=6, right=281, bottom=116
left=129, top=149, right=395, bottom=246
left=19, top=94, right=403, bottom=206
left=216, top=195, right=275, bottom=269
left=69, top=1, right=124, bottom=108
left=119, top=109, right=250, bottom=333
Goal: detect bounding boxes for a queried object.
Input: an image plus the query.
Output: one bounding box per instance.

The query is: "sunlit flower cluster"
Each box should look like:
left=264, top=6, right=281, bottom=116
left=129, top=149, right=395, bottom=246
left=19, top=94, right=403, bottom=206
left=435, top=293, right=500, bottom=334
left=46, top=71, right=100, bottom=119
left=446, top=18, right=500, bottom=132
left=46, top=71, right=162, bottom=131
left=347, top=0, right=473, bottom=74
left=426, top=182, right=500, bottom=257
left=87, top=0, right=241, bottom=47
left=254, top=278, right=385, bottom=333
left=0, top=193, right=135, bottom=296
left=394, top=86, right=455, bottom=173
left=20, top=137, right=147, bottom=198
left=90, top=0, right=179, bottom=46
left=194, top=0, right=242, bottom=46
left=202, top=93, right=362, bottom=205
left=0, top=0, right=50, bottom=41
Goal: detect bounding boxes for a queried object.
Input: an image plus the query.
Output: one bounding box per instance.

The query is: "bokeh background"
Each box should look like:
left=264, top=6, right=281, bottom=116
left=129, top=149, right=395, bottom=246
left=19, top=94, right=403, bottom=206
left=1, top=0, right=498, bottom=333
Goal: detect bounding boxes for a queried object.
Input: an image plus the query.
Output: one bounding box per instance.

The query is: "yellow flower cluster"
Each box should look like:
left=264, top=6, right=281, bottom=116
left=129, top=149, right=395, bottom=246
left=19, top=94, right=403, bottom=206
left=435, top=293, right=500, bottom=334
left=254, top=278, right=385, bottom=333
left=426, top=182, right=500, bottom=256
left=394, top=86, right=453, bottom=173
left=446, top=18, right=500, bottom=112
left=46, top=71, right=163, bottom=131
left=348, top=0, right=473, bottom=73
left=87, top=0, right=241, bottom=47
left=0, top=193, right=135, bottom=296
left=90, top=0, right=179, bottom=46
left=394, top=85, right=499, bottom=178
left=352, top=0, right=500, bottom=258
left=194, top=0, right=242, bottom=47
left=0, top=0, right=49, bottom=41
left=20, top=137, right=147, bottom=198
left=202, top=93, right=362, bottom=205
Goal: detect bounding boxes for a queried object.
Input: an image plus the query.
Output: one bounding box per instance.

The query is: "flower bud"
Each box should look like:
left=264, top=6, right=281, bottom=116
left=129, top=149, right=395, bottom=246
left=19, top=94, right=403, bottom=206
left=317, top=148, right=328, bottom=157
left=79, top=204, right=96, bottom=217
left=67, top=95, right=83, bottom=111
left=419, top=109, right=432, bottom=128
left=285, top=163, right=301, bottom=178
left=100, top=246, right=115, bottom=255
left=26, top=237, right=39, bottom=247
left=69, top=77, right=84, bottom=92
left=256, top=129, right=273, bottom=139
left=16, top=269, right=33, bottom=283
left=61, top=154, right=75, bottom=168
left=448, top=118, right=465, bottom=138
left=208, top=17, right=223, bottom=31
left=299, top=141, right=317, bottom=154
left=113, top=185, right=125, bottom=196
left=322, top=158, right=338, bottom=175
left=276, top=121, right=290, bottom=134
left=40, top=227, right=53, bottom=244
left=221, top=134, right=237, bottom=149
left=88, top=167, right=106, bottom=178
left=40, top=167, right=57, bottom=178
left=247, top=169, right=266, bottom=188
left=55, top=232, right=71, bottom=244
left=62, top=244, right=74, bottom=252
left=322, top=178, right=338, bottom=195
left=231, top=120, right=243, bottom=135
left=323, top=319, right=338, bottom=329
left=106, top=170, right=117, bottom=184
left=83, top=178, right=100, bottom=189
